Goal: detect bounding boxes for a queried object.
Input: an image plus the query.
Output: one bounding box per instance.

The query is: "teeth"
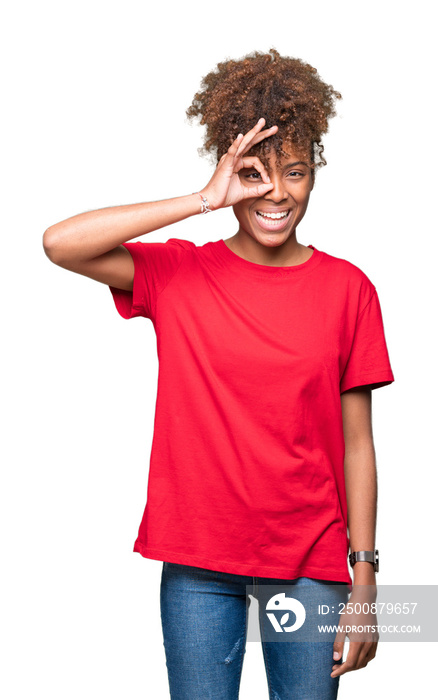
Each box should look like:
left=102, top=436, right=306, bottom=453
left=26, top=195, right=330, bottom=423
left=256, top=210, right=289, bottom=220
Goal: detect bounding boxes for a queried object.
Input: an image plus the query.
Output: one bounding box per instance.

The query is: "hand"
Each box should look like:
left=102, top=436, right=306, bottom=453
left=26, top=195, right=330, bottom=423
left=199, top=118, right=278, bottom=211
left=331, top=584, right=379, bottom=678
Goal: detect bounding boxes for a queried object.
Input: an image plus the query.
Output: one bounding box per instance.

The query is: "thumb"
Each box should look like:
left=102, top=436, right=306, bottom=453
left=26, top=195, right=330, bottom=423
left=333, top=631, right=346, bottom=661
left=242, top=182, right=274, bottom=199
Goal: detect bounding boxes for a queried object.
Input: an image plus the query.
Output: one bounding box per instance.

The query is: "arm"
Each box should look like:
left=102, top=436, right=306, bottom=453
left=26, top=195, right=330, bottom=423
left=331, top=386, right=378, bottom=677
left=341, top=386, right=377, bottom=586
left=42, top=118, right=277, bottom=292
left=42, top=194, right=203, bottom=291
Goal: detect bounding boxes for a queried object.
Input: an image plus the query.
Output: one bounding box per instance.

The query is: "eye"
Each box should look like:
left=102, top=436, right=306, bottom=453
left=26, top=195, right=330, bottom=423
left=287, top=170, right=304, bottom=178
left=245, top=171, right=262, bottom=179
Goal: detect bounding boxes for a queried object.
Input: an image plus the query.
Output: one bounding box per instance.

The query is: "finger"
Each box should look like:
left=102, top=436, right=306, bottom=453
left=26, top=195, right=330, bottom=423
left=330, top=658, right=353, bottom=678
left=237, top=125, right=279, bottom=159
left=355, top=641, right=377, bottom=668
left=368, top=640, right=378, bottom=660
left=248, top=124, right=279, bottom=148
left=235, top=118, right=269, bottom=157
left=240, top=156, right=271, bottom=184
left=222, top=133, right=245, bottom=162
left=241, top=181, right=274, bottom=199
left=238, top=124, right=278, bottom=155
left=332, top=632, right=346, bottom=662
left=330, top=643, right=361, bottom=677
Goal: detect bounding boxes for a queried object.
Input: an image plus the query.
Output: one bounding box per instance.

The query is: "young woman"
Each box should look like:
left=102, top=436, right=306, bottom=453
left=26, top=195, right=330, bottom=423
left=43, top=48, right=394, bottom=700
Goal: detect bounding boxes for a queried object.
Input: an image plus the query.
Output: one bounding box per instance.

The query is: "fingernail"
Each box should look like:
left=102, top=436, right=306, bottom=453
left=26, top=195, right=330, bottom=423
left=333, top=652, right=341, bottom=660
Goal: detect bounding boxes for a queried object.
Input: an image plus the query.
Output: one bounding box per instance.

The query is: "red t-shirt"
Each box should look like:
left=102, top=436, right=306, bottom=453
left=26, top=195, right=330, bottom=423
left=109, top=238, right=395, bottom=585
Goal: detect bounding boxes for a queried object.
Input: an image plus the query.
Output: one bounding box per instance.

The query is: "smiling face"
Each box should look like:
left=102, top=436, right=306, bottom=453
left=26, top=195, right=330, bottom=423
left=232, top=144, right=314, bottom=250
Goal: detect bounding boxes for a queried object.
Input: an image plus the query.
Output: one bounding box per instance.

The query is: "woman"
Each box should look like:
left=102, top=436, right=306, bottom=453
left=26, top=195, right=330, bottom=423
left=43, top=48, right=394, bottom=699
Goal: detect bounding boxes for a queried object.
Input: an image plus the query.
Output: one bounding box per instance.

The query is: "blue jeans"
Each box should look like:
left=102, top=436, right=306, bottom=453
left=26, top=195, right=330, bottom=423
left=160, top=562, right=350, bottom=700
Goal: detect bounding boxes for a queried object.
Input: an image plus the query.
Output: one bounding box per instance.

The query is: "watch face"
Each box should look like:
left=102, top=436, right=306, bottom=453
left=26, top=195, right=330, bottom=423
left=349, top=551, right=379, bottom=570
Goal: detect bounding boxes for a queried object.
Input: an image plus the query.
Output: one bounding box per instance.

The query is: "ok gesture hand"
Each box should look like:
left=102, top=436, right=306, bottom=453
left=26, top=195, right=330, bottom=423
left=199, top=118, right=278, bottom=211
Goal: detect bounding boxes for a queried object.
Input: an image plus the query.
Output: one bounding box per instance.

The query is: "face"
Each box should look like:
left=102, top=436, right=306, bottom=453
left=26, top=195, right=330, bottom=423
left=232, top=146, right=314, bottom=249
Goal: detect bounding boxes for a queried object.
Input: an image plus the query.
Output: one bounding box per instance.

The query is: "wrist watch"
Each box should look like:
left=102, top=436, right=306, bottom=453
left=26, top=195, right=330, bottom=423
left=349, top=549, right=379, bottom=572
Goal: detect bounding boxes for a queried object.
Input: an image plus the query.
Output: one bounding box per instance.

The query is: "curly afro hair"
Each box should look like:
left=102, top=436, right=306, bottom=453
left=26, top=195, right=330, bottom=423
left=186, top=48, right=342, bottom=175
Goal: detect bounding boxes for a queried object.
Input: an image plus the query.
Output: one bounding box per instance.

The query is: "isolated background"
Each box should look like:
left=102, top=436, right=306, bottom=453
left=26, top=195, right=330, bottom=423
left=2, top=1, right=436, bottom=698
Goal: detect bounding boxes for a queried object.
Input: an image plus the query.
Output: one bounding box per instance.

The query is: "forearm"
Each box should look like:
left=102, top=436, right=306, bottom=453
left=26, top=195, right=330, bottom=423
left=43, top=193, right=202, bottom=264
left=344, top=439, right=377, bottom=583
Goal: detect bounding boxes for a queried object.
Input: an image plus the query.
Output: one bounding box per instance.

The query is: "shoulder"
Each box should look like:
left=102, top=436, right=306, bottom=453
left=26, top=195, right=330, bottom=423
left=166, top=237, right=197, bottom=251
left=319, top=248, right=377, bottom=311
left=123, top=237, right=196, bottom=263
left=320, top=248, right=374, bottom=285
left=120, top=238, right=197, bottom=296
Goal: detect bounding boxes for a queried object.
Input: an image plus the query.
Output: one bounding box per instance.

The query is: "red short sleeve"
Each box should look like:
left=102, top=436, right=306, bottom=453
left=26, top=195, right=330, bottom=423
left=340, top=289, right=395, bottom=393
left=108, top=238, right=192, bottom=321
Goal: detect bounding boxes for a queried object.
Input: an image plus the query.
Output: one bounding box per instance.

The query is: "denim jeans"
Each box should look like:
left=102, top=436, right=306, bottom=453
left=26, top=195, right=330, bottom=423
left=160, top=562, right=350, bottom=700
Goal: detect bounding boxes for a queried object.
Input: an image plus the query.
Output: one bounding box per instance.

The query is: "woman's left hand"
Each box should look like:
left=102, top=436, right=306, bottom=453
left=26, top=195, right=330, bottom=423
left=330, top=584, right=379, bottom=677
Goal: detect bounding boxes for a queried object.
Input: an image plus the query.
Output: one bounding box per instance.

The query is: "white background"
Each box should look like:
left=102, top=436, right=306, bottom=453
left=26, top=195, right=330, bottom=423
left=2, top=1, right=437, bottom=698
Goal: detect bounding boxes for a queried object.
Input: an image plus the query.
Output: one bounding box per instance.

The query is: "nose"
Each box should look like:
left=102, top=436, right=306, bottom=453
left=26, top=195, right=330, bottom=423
left=264, top=172, right=288, bottom=203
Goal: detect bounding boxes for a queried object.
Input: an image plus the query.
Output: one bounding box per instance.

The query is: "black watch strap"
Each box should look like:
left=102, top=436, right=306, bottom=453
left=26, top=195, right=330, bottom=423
left=349, top=549, right=379, bottom=572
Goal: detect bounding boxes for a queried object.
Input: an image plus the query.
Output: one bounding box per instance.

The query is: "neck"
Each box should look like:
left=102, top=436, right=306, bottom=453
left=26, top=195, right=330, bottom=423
left=225, top=227, right=312, bottom=267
